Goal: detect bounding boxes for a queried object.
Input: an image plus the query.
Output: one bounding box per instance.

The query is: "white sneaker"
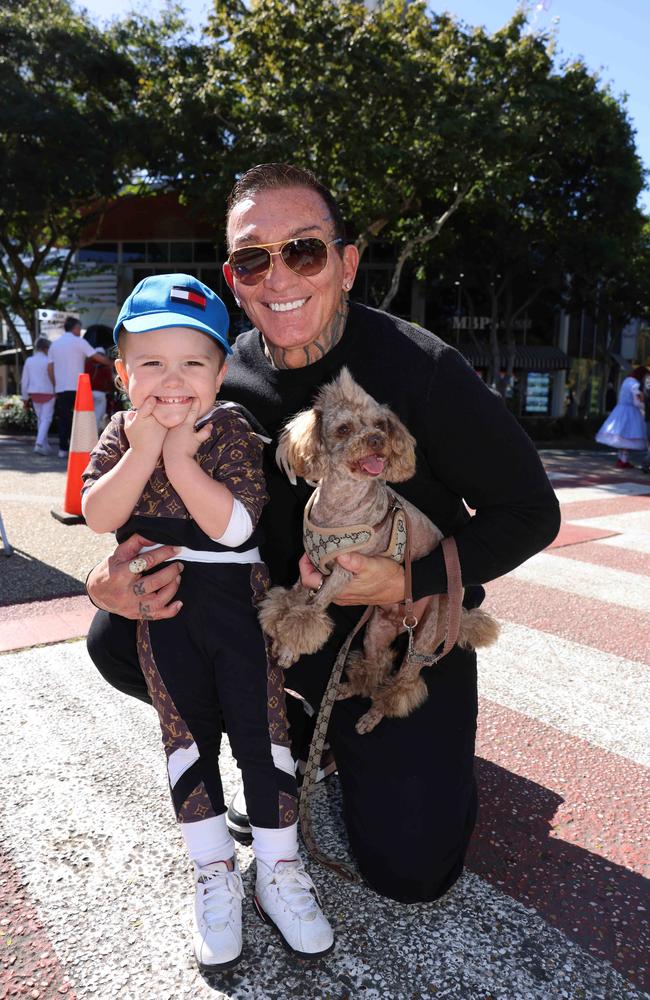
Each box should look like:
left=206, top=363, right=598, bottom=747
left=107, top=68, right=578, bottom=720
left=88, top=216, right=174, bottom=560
left=254, top=858, right=334, bottom=958
left=193, top=858, right=244, bottom=971
left=57, top=449, right=68, bottom=459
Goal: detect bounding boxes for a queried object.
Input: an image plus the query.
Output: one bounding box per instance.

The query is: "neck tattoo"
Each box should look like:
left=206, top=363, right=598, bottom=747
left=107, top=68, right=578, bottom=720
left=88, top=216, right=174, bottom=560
left=262, top=297, right=349, bottom=370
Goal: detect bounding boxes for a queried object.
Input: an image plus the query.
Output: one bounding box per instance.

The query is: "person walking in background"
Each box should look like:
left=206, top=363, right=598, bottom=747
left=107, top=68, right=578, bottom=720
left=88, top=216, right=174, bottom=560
left=47, top=315, right=112, bottom=458
left=20, top=337, right=55, bottom=455
left=595, top=365, right=648, bottom=469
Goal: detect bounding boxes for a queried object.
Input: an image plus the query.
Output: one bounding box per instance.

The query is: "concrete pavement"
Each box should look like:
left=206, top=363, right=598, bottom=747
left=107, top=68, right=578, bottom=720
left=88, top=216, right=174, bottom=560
left=0, top=434, right=648, bottom=999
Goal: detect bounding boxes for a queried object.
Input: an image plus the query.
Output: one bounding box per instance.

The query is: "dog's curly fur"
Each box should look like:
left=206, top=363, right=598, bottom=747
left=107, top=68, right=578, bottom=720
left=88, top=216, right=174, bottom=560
left=259, top=368, right=499, bottom=733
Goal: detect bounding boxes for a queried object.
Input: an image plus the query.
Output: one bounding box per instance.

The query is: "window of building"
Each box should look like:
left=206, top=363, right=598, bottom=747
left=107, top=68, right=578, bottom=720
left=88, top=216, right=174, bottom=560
left=78, top=243, right=119, bottom=263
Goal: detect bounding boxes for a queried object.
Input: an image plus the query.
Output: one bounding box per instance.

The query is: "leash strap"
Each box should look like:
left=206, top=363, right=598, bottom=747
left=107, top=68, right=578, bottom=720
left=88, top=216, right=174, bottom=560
left=298, top=606, right=372, bottom=884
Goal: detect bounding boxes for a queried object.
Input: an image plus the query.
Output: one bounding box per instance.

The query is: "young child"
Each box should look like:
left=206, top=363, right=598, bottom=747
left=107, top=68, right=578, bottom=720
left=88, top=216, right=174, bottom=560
left=82, top=274, right=333, bottom=970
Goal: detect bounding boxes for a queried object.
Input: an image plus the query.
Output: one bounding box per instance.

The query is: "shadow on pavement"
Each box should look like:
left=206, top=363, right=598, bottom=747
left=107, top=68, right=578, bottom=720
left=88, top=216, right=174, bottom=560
left=0, top=440, right=64, bottom=475
left=468, top=757, right=649, bottom=992
left=0, top=549, right=85, bottom=605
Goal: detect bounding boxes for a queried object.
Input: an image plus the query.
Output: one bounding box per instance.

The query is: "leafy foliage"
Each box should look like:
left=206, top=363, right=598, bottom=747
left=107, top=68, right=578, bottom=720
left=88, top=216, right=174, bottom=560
left=0, top=0, right=181, bottom=354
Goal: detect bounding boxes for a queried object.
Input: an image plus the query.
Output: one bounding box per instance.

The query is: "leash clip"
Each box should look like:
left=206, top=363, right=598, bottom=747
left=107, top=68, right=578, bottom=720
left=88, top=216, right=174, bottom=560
left=403, top=617, right=418, bottom=656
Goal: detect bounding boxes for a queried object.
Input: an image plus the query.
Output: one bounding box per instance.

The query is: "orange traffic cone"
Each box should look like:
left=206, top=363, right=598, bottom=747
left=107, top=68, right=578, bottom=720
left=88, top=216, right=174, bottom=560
left=51, top=373, right=98, bottom=524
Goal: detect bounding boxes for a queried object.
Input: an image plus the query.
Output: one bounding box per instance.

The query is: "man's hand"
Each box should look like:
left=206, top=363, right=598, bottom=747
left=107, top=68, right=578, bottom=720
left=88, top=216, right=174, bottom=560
left=86, top=533, right=184, bottom=620
left=123, top=397, right=167, bottom=460
left=298, top=551, right=405, bottom=606
left=162, top=399, right=213, bottom=466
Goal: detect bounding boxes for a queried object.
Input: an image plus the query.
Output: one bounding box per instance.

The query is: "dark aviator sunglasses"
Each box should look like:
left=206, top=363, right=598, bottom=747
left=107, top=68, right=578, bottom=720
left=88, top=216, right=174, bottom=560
left=227, top=237, right=343, bottom=286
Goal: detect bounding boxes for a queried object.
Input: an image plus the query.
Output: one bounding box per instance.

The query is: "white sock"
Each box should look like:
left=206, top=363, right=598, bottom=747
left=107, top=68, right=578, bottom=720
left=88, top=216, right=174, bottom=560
left=181, top=814, right=235, bottom=868
left=251, top=822, right=299, bottom=869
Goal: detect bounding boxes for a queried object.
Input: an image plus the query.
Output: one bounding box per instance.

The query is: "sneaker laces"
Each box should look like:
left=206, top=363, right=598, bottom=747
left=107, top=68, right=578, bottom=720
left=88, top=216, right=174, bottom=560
left=266, top=860, right=321, bottom=920
left=196, top=862, right=244, bottom=931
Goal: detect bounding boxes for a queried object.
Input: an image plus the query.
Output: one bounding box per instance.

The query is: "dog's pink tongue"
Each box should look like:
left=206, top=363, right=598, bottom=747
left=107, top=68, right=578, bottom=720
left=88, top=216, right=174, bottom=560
left=360, top=455, right=385, bottom=476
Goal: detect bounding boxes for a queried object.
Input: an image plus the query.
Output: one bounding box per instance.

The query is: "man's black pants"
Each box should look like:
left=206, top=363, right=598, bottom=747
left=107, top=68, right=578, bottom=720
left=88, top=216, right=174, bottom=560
left=87, top=607, right=478, bottom=903
left=55, top=390, right=76, bottom=451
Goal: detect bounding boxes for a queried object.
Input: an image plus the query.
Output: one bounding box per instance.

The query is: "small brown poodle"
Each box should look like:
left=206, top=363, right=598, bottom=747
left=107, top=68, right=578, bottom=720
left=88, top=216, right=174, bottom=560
left=259, top=368, right=499, bottom=733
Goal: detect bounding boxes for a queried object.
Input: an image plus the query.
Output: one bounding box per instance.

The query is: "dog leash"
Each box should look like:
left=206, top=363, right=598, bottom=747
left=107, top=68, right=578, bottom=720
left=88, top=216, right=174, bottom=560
left=298, top=603, right=372, bottom=884
left=299, top=506, right=464, bottom=881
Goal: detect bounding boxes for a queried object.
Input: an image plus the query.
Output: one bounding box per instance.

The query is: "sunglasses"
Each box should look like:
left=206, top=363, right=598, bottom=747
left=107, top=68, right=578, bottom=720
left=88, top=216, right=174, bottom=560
left=227, top=237, right=344, bottom=286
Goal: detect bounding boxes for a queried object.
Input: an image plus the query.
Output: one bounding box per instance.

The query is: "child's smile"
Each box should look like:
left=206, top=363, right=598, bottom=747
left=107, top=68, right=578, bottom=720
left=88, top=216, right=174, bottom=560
left=116, top=327, right=227, bottom=429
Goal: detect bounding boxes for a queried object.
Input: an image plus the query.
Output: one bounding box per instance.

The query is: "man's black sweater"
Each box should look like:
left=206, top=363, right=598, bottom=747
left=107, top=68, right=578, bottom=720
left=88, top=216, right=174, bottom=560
left=221, top=302, right=560, bottom=601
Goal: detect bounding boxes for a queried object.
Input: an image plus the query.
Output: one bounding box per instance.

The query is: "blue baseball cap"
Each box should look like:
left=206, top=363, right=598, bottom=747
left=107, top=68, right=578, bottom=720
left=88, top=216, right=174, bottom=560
left=113, top=273, right=232, bottom=355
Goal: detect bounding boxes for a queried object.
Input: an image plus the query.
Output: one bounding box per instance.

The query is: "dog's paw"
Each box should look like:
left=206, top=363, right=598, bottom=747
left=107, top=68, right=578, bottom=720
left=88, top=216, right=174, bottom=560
left=258, top=586, right=297, bottom=640
left=373, top=676, right=429, bottom=721
left=355, top=706, right=384, bottom=734
left=273, top=644, right=299, bottom=669
left=458, top=608, right=500, bottom=649
left=264, top=603, right=334, bottom=662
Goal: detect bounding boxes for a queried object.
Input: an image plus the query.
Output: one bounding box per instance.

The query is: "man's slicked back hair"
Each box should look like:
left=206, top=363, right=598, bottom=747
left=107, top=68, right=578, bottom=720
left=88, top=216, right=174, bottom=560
left=226, top=163, right=346, bottom=251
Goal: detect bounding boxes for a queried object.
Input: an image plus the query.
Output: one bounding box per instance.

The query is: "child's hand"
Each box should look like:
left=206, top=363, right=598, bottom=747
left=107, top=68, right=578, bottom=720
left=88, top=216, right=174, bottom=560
left=124, top=396, right=168, bottom=458
left=162, top=399, right=213, bottom=466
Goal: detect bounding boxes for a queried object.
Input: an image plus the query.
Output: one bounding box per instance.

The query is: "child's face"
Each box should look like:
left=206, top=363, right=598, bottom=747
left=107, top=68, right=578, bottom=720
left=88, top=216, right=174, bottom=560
left=115, top=327, right=227, bottom=429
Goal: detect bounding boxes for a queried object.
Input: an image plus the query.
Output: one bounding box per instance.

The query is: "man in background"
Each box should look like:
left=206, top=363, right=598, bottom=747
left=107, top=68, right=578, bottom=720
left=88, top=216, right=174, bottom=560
left=47, top=315, right=112, bottom=457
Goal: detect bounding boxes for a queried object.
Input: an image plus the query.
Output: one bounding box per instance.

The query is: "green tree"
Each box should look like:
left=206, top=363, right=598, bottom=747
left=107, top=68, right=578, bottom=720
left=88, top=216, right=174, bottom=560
left=177, top=0, right=519, bottom=304
left=0, top=0, right=181, bottom=356
left=422, top=51, right=646, bottom=387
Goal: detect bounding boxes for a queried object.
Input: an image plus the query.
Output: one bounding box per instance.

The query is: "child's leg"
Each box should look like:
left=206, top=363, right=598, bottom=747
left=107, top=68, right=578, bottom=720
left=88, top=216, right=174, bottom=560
left=135, top=609, right=243, bottom=970
left=212, top=565, right=334, bottom=958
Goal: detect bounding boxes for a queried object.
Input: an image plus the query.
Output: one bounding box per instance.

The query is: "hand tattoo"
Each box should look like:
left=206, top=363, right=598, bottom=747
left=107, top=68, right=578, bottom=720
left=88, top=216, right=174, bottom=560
left=133, top=580, right=146, bottom=596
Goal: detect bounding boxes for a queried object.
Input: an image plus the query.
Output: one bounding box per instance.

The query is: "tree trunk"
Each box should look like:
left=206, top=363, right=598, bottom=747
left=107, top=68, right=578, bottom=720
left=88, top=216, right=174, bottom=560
left=379, top=186, right=470, bottom=312
left=0, top=304, right=29, bottom=359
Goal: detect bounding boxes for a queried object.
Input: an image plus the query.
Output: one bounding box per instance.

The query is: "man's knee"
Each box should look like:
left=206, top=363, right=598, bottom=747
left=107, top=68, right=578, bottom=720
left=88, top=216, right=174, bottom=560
left=359, top=848, right=465, bottom=903
left=86, top=611, right=150, bottom=704
left=353, top=780, right=478, bottom=903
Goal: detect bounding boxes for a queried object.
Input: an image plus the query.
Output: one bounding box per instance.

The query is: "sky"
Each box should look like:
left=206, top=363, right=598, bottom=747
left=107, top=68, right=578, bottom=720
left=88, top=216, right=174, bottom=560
left=77, top=0, right=650, bottom=210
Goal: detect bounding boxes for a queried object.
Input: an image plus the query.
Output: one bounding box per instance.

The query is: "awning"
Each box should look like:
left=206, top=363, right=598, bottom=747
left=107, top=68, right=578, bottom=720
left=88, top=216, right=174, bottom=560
left=458, top=343, right=568, bottom=371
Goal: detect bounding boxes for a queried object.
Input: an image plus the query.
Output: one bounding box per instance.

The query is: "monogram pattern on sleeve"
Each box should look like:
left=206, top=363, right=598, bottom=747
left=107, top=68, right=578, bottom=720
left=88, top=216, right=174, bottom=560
left=81, top=413, right=128, bottom=493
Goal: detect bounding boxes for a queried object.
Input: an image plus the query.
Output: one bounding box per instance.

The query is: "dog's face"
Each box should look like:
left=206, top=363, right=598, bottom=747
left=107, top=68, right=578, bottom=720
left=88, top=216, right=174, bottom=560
left=277, top=368, right=416, bottom=483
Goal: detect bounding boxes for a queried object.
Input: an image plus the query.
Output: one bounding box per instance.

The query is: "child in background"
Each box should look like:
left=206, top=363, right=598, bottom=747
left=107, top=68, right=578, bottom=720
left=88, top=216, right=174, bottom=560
left=82, top=274, right=333, bottom=970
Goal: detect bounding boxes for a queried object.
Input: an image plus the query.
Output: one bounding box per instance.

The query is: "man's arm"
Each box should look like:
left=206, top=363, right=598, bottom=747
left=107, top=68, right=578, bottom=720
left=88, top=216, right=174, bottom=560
left=90, top=351, right=113, bottom=367
left=47, top=361, right=55, bottom=387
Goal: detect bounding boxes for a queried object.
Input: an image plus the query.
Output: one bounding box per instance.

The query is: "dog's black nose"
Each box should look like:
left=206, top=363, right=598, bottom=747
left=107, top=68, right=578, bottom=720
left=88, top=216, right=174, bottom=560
left=366, top=432, right=384, bottom=450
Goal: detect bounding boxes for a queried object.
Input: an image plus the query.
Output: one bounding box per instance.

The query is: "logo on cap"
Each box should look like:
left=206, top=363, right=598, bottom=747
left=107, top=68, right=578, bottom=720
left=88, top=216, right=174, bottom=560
left=170, top=286, right=207, bottom=310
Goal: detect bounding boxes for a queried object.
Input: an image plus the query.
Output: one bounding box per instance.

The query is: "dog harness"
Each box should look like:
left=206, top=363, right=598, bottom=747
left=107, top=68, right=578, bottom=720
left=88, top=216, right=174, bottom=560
left=303, top=489, right=408, bottom=575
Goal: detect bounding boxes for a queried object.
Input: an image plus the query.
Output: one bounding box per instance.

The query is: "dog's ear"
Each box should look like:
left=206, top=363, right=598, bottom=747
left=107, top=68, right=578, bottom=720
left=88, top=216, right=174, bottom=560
left=276, top=406, right=327, bottom=482
left=383, top=410, right=416, bottom=482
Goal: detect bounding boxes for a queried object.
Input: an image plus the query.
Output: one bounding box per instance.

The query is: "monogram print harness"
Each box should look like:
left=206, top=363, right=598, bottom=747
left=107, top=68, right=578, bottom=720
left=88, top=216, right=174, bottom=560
left=303, top=488, right=408, bottom=575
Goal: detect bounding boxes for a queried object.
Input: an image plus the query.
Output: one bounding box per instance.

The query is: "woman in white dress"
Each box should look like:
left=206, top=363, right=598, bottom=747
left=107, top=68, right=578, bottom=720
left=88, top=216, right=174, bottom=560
left=595, top=365, right=648, bottom=468
left=20, top=337, right=55, bottom=455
